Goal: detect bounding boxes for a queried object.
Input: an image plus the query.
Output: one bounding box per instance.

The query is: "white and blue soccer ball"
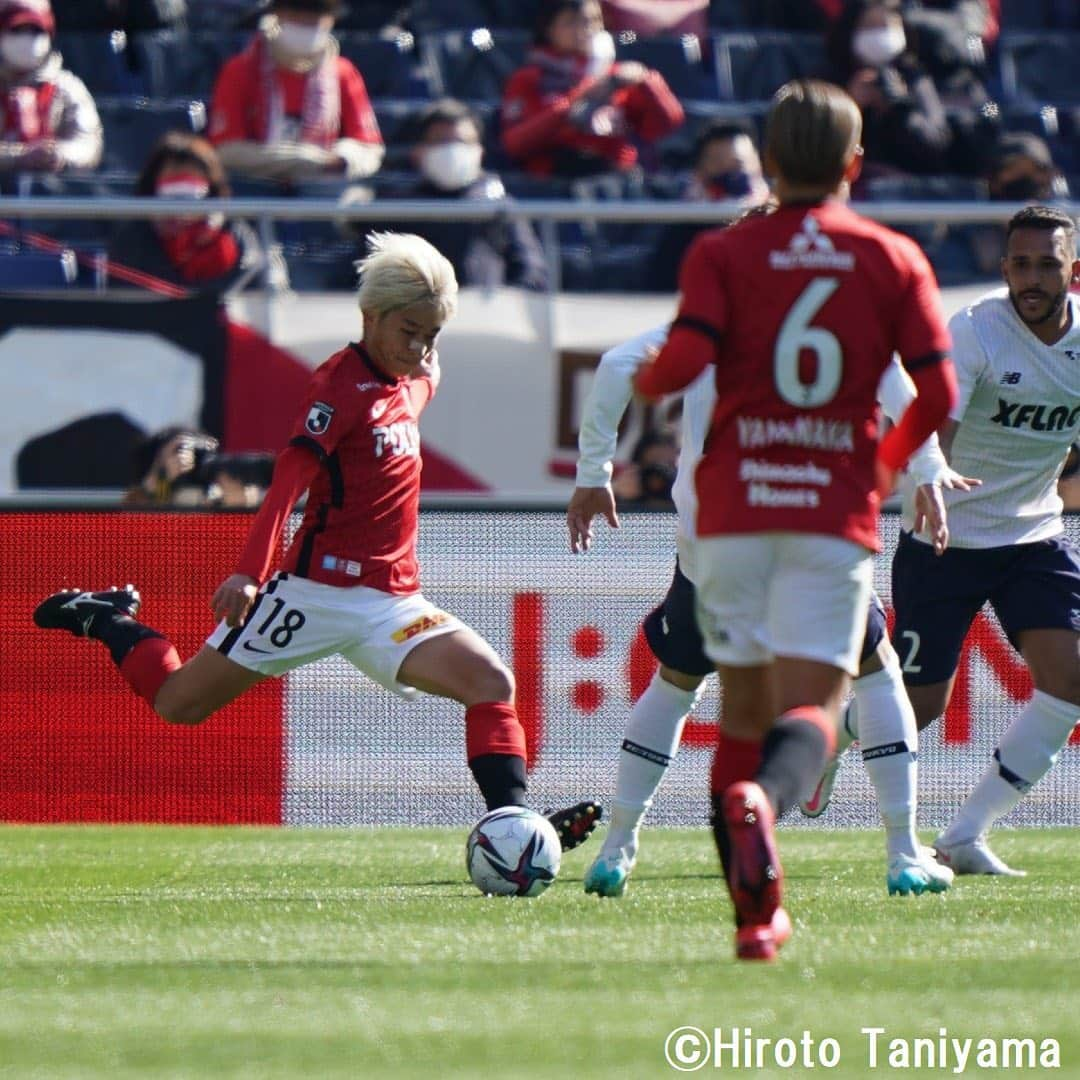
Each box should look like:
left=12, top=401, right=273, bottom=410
left=466, top=806, right=561, bottom=897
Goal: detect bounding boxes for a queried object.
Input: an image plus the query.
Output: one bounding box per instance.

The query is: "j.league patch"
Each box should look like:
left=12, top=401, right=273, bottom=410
left=305, top=401, right=335, bottom=435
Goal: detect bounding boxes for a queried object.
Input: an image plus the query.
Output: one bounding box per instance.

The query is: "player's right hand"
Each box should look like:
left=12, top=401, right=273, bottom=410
left=567, top=486, right=619, bottom=553
left=211, top=574, right=259, bottom=628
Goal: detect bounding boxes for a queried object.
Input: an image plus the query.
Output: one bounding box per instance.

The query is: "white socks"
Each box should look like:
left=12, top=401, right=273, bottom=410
left=605, top=671, right=700, bottom=854
left=940, top=690, right=1079, bottom=846
left=852, top=659, right=921, bottom=862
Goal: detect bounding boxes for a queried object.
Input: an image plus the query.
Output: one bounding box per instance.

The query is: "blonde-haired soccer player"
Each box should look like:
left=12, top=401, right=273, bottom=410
left=34, top=232, right=599, bottom=849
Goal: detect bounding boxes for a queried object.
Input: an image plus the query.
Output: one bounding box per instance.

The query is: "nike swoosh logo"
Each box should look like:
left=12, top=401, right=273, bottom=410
left=242, top=641, right=273, bottom=655
left=61, top=595, right=113, bottom=610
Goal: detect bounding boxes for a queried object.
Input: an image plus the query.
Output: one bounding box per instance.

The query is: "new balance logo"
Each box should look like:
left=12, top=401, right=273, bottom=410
left=1001, top=372, right=1022, bottom=385
left=769, top=215, right=855, bottom=272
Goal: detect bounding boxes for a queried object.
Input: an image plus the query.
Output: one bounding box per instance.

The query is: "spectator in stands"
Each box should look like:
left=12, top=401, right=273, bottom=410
left=612, top=428, right=678, bottom=508
left=647, top=119, right=770, bottom=291
left=109, top=131, right=270, bottom=292
left=985, top=132, right=1068, bottom=204
left=966, top=132, right=1070, bottom=275
left=0, top=0, right=102, bottom=173
left=600, top=0, right=708, bottom=38
left=209, top=0, right=384, bottom=186
left=902, top=1, right=988, bottom=108
left=377, top=98, right=548, bottom=291
left=51, top=0, right=185, bottom=31
left=501, top=0, right=684, bottom=179
left=826, top=0, right=955, bottom=176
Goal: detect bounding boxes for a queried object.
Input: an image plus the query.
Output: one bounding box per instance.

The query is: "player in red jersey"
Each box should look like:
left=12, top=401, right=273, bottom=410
left=34, top=233, right=599, bottom=849
left=634, top=80, right=958, bottom=960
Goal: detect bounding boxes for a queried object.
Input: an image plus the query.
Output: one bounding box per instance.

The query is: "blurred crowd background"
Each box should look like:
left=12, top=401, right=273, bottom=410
left=0, top=0, right=1075, bottom=294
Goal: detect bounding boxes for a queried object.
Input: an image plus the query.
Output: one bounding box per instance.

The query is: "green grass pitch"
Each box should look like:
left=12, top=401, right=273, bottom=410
left=0, top=826, right=1076, bottom=1079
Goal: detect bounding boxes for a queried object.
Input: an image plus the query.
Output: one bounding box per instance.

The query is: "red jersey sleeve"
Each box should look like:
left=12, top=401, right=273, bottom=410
left=635, top=233, right=726, bottom=398
left=337, top=59, right=382, bottom=144
left=287, top=363, right=364, bottom=460
left=234, top=444, right=320, bottom=583
left=673, top=231, right=729, bottom=342
left=893, top=241, right=952, bottom=370
left=209, top=54, right=251, bottom=144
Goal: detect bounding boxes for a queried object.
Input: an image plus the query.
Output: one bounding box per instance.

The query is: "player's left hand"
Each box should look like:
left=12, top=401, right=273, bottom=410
left=211, top=574, right=259, bottom=627
left=938, top=465, right=981, bottom=493
left=567, top=486, right=619, bottom=553
left=914, top=482, right=950, bottom=555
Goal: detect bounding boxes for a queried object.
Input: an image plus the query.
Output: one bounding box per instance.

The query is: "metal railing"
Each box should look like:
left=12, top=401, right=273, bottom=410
left=2, top=192, right=1056, bottom=295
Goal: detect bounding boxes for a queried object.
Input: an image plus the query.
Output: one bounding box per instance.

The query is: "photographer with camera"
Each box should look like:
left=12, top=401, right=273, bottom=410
left=123, top=427, right=275, bottom=508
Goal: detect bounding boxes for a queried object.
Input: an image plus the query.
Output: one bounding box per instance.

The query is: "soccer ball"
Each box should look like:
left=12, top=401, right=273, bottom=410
left=466, top=806, right=561, bottom=897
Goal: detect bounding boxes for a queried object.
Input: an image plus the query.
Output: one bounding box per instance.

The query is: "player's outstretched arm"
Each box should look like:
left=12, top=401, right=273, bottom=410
left=217, top=444, right=320, bottom=625
left=569, top=326, right=669, bottom=552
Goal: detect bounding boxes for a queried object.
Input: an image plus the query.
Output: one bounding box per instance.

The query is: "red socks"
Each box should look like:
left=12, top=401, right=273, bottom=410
left=118, top=637, right=181, bottom=706
left=465, top=701, right=527, bottom=761
left=710, top=730, right=764, bottom=796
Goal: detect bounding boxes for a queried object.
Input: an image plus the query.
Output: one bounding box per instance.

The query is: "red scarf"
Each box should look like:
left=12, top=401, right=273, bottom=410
left=159, top=222, right=239, bottom=283
left=248, top=29, right=339, bottom=149
left=2, top=81, right=56, bottom=141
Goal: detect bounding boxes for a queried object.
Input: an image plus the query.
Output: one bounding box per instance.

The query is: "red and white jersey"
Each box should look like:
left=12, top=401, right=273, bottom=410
left=282, top=343, right=435, bottom=594
left=667, top=201, right=950, bottom=551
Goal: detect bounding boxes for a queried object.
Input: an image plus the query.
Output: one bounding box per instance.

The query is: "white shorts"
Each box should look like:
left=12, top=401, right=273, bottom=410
left=693, top=533, right=872, bottom=675
left=205, top=572, right=463, bottom=698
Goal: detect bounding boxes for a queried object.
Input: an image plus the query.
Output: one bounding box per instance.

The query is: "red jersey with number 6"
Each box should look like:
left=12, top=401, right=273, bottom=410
left=281, top=342, right=436, bottom=593
left=643, top=200, right=951, bottom=551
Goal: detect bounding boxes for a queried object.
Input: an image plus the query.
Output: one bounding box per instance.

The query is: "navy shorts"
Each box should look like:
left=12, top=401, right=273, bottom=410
left=643, top=560, right=715, bottom=677
left=891, top=530, right=1080, bottom=686
left=643, top=563, right=888, bottom=678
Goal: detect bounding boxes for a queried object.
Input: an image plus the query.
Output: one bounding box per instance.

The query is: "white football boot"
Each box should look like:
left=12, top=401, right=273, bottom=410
left=933, top=834, right=1026, bottom=877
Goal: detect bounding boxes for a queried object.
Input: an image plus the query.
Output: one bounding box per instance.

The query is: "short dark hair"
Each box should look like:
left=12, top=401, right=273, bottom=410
left=135, top=131, right=231, bottom=198
left=533, top=0, right=593, bottom=45
left=1006, top=205, right=1076, bottom=249
left=692, top=119, right=755, bottom=167
left=413, top=98, right=481, bottom=143
left=272, top=0, right=342, bottom=14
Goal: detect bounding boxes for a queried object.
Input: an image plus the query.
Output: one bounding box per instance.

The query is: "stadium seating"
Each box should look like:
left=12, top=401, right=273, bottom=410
left=336, top=32, right=429, bottom=99
left=999, top=33, right=1080, bottom=106
left=715, top=32, right=827, bottom=102
left=96, top=97, right=208, bottom=173
left=130, top=29, right=248, bottom=101
left=0, top=247, right=79, bottom=289
left=414, top=0, right=542, bottom=31
left=55, top=31, right=145, bottom=97
left=613, top=32, right=719, bottom=101
left=424, top=28, right=529, bottom=101
left=18, top=4, right=1080, bottom=294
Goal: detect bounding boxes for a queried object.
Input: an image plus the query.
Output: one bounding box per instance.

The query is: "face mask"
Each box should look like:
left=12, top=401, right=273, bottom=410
left=852, top=26, right=906, bottom=67
left=420, top=142, right=483, bottom=191
left=0, top=31, right=50, bottom=70
left=276, top=21, right=331, bottom=57
left=586, top=29, right=616, bottom=77
left=705, top=171, right=754, bottom=200
left=998, top=176, right=1046, bottom=201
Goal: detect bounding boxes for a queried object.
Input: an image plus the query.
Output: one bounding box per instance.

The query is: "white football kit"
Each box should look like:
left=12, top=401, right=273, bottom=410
left=902, top=287, right=1080, bottom=548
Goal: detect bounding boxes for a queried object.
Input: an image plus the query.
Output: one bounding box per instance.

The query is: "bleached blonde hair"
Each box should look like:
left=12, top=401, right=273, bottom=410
left=356, top=232, right=459, bottom=321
